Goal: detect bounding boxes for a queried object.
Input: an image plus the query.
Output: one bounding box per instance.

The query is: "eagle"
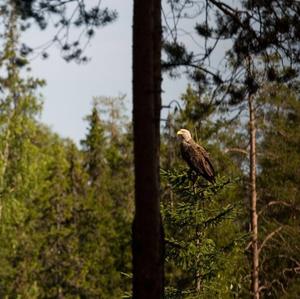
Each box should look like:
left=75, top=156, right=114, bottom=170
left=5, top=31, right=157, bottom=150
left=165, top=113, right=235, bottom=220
left=177, top=128, right=215, bottom=183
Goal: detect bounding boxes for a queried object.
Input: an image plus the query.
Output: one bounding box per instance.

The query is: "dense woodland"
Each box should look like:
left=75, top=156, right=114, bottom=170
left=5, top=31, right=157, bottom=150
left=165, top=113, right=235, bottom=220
left=0, top=0, right=299, bottom=298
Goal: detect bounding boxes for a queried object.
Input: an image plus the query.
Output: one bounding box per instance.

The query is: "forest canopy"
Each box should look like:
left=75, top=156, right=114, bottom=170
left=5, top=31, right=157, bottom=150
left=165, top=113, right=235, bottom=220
left=0, top=1, right=299, bottom=298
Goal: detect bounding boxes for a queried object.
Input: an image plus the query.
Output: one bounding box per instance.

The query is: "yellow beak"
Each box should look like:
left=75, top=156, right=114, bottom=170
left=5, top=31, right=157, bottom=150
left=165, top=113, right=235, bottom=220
left=177, top=130, right=183, bottom=135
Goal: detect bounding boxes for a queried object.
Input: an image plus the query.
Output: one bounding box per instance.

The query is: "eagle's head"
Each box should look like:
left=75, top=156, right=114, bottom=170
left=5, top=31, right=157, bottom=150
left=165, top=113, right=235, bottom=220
left=177, top=128, right=192, bottom=142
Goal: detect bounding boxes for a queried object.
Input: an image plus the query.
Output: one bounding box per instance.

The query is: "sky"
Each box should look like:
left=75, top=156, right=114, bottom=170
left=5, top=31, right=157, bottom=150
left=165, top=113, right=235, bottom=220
left=23, top=1, right=188, bottom=145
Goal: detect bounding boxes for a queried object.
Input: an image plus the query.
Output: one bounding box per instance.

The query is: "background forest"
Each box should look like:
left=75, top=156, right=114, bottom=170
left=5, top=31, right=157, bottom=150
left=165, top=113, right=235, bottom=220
left=0, top=0, right=299, bottom=298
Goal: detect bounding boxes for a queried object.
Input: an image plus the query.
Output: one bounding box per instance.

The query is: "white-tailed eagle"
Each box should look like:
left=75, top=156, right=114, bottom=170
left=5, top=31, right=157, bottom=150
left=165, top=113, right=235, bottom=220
left=177, top=129, right=215, bottom=183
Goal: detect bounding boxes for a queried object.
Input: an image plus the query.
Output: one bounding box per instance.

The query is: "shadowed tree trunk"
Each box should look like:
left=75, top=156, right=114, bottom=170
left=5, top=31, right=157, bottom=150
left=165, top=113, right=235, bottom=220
left=248, top=94, right=259, bottom=299
left=132, top=0, right=164, bottom=298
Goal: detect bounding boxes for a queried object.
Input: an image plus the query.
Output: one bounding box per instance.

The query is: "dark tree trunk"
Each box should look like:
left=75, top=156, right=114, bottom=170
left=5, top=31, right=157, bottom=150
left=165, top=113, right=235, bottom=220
left=132, top=0, right=164, bottom=298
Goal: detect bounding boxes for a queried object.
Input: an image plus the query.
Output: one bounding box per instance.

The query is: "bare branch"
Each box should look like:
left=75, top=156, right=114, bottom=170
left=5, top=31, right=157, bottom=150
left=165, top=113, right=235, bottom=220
left=283, top=266, right=300, bottom=277
left=258, top=201, right=300, bottom=217
left=258, top=226, right=283, bottom=255
left=224, top=147, right=248, bottom=155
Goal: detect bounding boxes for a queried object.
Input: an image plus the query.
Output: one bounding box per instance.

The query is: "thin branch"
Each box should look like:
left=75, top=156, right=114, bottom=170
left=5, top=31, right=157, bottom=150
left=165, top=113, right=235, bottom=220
left=224, top=147, right=248, bottom=155
left=258, top=226, right=283, bottom=255
left=283, top=266, right=300, bottom=277
left=258, top=201, right=300, bottom=217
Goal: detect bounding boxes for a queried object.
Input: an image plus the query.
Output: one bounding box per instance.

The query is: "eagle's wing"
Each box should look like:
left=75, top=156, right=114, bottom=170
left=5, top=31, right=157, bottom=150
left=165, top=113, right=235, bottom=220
left=181, top=140, right=215, bottom=183
left=195, top=143, right=215, bottom=177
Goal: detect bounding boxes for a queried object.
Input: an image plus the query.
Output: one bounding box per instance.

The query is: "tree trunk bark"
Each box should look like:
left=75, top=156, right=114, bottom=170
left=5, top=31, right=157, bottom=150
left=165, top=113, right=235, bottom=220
left=248, top=94, right=259, bottom=299
left=132, top=0, right=164, bottom=298
left=196, top=227, right=201, bottom=293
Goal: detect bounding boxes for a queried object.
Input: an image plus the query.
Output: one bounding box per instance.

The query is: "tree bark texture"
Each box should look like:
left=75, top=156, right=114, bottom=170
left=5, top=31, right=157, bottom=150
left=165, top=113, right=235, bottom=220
left=248, top=94, right=259, bottom=299
left=132, top=1, right=164, bottom=298
left=196, top=227, right=201, bottom=293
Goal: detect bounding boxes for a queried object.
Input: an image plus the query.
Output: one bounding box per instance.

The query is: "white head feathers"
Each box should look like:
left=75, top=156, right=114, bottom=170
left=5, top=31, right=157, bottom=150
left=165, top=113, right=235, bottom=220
left=177, top=128, right=192, bottom=142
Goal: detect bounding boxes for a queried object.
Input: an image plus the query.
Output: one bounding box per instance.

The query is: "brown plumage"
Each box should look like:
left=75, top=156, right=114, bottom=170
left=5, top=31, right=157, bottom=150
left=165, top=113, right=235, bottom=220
left=177, top=129, right=215, bottom=183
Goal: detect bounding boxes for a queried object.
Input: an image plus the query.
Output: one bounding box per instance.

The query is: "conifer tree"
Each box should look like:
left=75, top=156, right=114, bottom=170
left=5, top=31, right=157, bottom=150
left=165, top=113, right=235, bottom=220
left=80, top=102, right=121, bottom=298
left=161, top=85, right=248, bottom=298
left=256, top=84, right=300, bottom=297
left=33, top=141, right=77, bottom=298
left=82, top=96, right=134, bottom=296
left=161, top=168, right=245, bottom=298
left=0, top=8, right=45, bottom=297
left=81, top=102, right=106, bottom=189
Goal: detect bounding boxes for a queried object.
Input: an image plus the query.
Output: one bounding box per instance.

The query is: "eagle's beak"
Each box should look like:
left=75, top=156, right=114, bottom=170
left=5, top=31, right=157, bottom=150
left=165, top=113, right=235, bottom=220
left=177, top=130, right=182, bottom=135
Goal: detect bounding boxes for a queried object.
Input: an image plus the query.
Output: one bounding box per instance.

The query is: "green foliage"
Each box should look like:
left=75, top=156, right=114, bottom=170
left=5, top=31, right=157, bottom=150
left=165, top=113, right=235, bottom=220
left=161, top=168, right=246, bottom=298
left=256, top=84, right=300, bottom=297
left=0, top=3, right=299, bottom=299
left=80, top=95, right=133, bottom=297
left=0, top=11, right=46, bottom=297
left=81, top=103, right=106, bottom=189
left=0, top=12, right=133, bottom=297
left=161, top=84, right=250, bottom=298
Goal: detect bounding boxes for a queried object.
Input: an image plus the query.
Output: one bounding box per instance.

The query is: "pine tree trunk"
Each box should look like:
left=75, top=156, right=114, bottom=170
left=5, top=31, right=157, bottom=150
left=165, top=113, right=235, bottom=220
left=248, top=94, right=259, bottom=299
left=132, top=0, right=164, bottom=298
left=196, top=228, right=201, bottom=293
